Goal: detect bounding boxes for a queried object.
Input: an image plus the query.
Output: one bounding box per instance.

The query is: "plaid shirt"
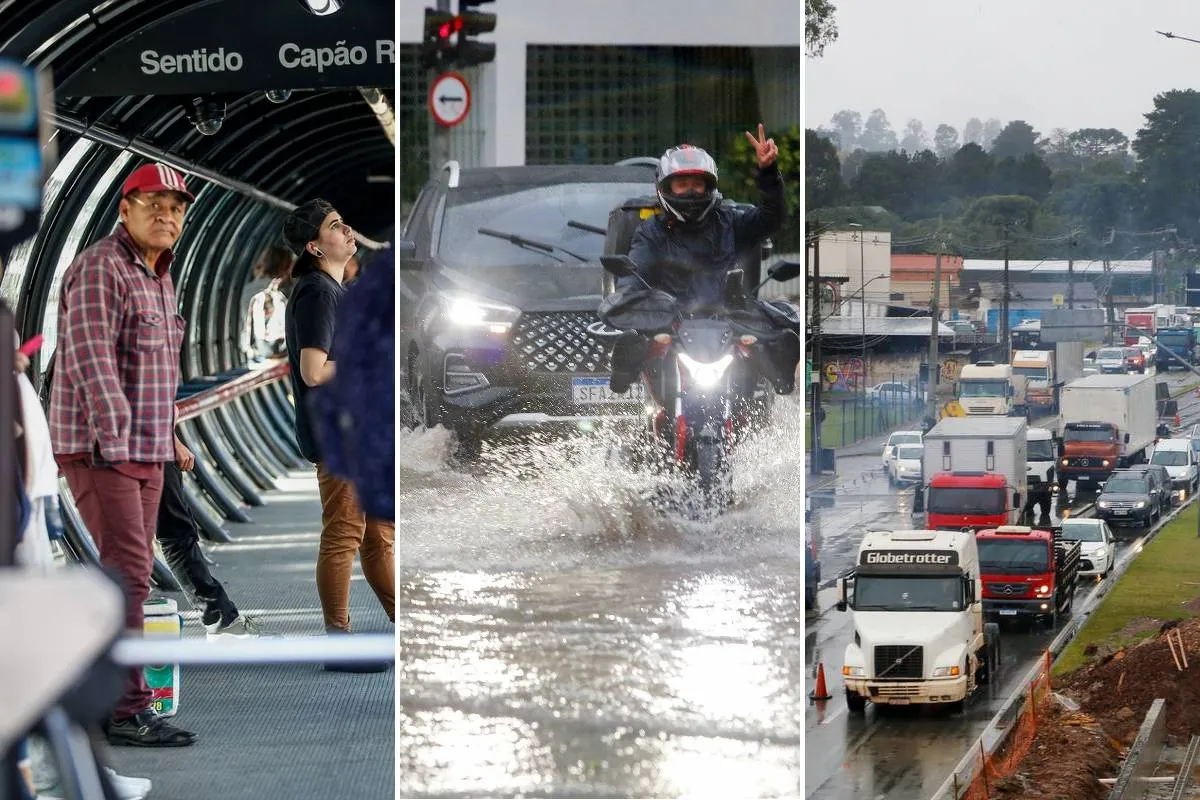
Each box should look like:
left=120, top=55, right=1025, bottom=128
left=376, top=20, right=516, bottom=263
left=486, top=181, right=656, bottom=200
left=49, top=224, right=184, bottom=463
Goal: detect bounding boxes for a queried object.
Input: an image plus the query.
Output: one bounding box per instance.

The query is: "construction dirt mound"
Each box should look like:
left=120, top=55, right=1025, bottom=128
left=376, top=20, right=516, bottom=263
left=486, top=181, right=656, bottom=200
left=990, top=618, right=1200, bottom=799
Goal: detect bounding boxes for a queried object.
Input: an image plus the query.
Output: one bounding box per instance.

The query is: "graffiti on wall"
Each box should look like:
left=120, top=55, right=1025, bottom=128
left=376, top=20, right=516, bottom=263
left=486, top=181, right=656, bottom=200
left=821, top=358, right=865, bottom=392
left=940, top=355, right=964, bottom=383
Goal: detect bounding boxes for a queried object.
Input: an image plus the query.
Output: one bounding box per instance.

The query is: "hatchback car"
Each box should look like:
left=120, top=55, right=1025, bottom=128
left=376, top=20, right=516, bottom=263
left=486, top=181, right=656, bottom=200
left=1058, top=518, right=1116, bottom=577
left=1124, top=347, right=1147, bottom=374
left=867, top=381, right=922, bottom=404
left=1095, top=347, right=1128, bottom=374
left=1150, top=438, right=1200, bottom=495
left=398, top=161, right=658, bottom=454
left=888, top=443, right=923, bottom=487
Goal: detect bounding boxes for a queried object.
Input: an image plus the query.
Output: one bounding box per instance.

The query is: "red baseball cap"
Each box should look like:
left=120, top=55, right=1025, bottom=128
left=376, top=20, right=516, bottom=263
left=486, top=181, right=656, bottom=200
left=121, top=163, right=195, bottom=202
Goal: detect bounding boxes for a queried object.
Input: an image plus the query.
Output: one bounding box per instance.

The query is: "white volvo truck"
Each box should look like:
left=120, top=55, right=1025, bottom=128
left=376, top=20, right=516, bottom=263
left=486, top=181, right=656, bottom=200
left=836, top=529, right=1001, bottom=713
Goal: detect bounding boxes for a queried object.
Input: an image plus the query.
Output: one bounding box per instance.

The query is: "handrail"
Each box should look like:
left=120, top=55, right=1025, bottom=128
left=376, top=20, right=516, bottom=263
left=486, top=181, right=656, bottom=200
left=175, top=360, right=290, bottom=422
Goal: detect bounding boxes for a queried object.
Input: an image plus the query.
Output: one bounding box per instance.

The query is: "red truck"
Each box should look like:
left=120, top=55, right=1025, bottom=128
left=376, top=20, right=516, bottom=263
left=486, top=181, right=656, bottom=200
left=925, top=472, right=1022, bottom=533
left=975, top=525, right=1081, bottom=626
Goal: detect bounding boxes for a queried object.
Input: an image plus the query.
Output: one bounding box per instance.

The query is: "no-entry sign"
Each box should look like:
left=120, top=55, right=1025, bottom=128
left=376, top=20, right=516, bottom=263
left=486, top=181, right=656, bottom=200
left=429, top=72, right=470, bottom=128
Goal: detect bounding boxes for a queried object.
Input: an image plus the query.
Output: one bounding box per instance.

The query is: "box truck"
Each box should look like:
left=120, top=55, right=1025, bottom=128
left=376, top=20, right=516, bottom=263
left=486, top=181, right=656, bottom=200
left=1056, top=374, right=1157, bottom=490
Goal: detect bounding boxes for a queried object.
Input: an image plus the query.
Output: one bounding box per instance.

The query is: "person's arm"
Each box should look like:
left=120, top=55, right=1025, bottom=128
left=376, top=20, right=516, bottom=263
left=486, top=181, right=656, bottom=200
left=732, top=123, right=787, bottom=245
left=293, top=285, right=338, bottom=387
left=59, top=254, right=132, bottom=462
left=619, top=224, right=660, bottom=292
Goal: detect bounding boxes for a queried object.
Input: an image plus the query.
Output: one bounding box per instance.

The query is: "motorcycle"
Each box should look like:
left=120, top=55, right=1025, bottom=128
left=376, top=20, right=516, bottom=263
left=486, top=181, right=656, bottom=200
left=592, top=255, right=801, bottom=514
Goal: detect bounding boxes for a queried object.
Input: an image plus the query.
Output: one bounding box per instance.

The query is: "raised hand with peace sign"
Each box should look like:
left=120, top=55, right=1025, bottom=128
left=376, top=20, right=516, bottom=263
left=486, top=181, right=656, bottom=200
left=744, top=123, right=779, bottom=168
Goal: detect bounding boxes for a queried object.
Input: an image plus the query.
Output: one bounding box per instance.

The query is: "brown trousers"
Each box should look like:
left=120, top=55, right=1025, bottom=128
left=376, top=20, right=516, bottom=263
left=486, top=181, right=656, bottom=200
left=61, top=461, right=164, bottom=719
left=315, top=464, right=395, bottom=631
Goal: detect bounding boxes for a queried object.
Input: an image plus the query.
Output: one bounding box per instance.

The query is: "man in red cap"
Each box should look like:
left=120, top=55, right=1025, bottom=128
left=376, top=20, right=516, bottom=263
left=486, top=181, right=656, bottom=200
left=49, top=161, right=199, bottom=747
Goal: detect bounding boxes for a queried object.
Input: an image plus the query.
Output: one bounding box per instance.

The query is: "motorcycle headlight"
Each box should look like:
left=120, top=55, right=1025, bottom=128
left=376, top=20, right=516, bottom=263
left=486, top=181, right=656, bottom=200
left=678, top=353, right=734, bottom=389
left=441, top=295, right=521, bottom=332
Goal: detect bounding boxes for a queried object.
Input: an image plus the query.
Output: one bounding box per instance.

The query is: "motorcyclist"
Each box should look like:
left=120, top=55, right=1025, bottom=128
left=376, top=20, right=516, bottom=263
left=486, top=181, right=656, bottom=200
left=607, top=125, right=792, bottom=395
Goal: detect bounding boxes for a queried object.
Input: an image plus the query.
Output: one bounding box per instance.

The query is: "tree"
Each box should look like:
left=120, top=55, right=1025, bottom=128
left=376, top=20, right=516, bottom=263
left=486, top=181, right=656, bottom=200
left=963, top=117, right=984, bottom=146
left=962, top=195, right=1039, bottom=235
left=1040, top=128, right=1077, bottom=170
left=1067, top=128, right=1129, bottom=162
left=993, top=153, right=1052, bottom=201
left=859, top=108, right=898, bottom=151
left=806, top=0, right=838, bottom=57
left=900, top=119, right=929, bottom=153
left=1134, top=90, right=1200, bottom=239
left=841, top=148, right=871, bottom=184
left=947, top=143, right=994, bottom=197
left=830, top=110, right=862, bottom=151
left=981, top=118, right=1003, bottom=150
left=849, top=150, right=913, bottom=213
left=990, top=120, right=1041, bottom=160
left=814, top=125, right=841, bottom=150
left=806, top=128, right=845, bottom=209
left=933, top=124, right=959, bottom=159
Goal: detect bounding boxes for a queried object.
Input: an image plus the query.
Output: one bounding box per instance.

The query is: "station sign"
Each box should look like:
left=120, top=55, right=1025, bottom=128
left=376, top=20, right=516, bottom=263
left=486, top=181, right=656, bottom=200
left=58, top=0, right=394, bottom=97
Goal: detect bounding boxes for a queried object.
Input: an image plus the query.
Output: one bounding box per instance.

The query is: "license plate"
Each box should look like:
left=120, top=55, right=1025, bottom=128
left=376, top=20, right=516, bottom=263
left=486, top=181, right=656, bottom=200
left=572, top=376, right=645, bottom=404
left=998, top=609, right=1019, bottom=616
left=1113, top=509, right=1128, bottom=516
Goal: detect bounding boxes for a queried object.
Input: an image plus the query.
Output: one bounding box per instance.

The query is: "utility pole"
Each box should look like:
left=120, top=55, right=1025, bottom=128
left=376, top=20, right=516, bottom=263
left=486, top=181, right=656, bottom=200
left=808, top=224, right=824, bottom=477
left=1067, top=231, right=1075, bottom=310
left=1001, top=228, right=1011, bottom=355
left=926, top=235, right=944, bottom=422
left=1104, top=257, right=1115, bottom=345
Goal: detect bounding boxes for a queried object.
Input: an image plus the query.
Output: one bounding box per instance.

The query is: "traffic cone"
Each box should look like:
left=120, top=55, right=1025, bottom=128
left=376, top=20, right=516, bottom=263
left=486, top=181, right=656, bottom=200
left=810, top=662, right=833, bottom=701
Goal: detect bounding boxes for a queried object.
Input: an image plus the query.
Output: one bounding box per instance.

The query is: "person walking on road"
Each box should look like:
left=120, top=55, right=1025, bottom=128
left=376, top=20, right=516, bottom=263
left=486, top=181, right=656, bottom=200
left=48, top=161, right=199, bottom=747
left=281, top=199, right=395, bottom=673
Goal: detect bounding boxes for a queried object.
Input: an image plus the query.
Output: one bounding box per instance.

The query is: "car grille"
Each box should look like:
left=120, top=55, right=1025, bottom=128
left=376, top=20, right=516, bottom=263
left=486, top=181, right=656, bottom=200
left=966, top=405, right=996, bottom=414
left=1104, top=500, right=1138, bottom=510
left=987, top=582, right=1030, bottom=597
left=874, top=645, right=923, bottom=680
left=511, top=312, right=610, bottom=374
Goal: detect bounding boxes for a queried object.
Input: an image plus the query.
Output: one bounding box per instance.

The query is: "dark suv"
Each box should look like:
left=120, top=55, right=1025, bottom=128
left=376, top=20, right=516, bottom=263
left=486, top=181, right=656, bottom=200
left=1096, top=465, right=1171, bottom=526
left=398, top=160, right=658, bottom=454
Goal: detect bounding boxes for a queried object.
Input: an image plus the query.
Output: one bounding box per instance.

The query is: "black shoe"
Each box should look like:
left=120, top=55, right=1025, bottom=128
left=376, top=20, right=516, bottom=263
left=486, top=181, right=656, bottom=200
left=323, top=627, right=390, bottom=673
left=107, top=710, right=198, bottom=747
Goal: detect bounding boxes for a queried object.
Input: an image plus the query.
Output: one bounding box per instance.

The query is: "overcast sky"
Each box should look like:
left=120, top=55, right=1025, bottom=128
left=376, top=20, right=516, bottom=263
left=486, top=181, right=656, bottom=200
left=805, top=0, right=1200, bottom=143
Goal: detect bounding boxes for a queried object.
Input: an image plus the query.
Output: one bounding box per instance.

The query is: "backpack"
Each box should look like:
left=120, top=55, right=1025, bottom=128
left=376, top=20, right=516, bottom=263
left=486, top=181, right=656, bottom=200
left=308, top=247, right=395, bottom=521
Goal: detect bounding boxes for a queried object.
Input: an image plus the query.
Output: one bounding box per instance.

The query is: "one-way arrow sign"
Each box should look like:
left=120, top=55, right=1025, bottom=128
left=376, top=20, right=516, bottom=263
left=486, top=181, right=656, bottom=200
left=429, top=72, right=470, bottom=128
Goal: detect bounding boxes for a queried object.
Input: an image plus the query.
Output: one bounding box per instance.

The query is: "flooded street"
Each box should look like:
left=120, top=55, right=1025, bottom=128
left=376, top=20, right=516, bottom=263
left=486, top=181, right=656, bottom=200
left=397, top=399, right=804, bottom=798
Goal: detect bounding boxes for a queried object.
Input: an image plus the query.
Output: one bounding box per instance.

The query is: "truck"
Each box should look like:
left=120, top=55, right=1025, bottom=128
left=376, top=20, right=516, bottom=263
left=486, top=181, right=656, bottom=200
left=957, top=362, right=1028, bottom=417
left=975, top=525, right=1081, bottom=627
left=922, top=417, right=1028, bottom=531
left=1124, top=307, right=1159, bottom=345
left=1154, top=327, right=1196, bottom=371
left=1010, top=343, right=1084, bottom=415
left=836, top=529, right=1001, bottom=714
left=1025, top=427, right=1057, bottom=518
left=1057, top=374, right=1158, bottom=490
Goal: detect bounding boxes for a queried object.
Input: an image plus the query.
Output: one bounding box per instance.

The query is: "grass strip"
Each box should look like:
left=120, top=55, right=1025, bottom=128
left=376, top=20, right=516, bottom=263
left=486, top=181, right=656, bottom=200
left=1055, top=505, right=1200, bottom=675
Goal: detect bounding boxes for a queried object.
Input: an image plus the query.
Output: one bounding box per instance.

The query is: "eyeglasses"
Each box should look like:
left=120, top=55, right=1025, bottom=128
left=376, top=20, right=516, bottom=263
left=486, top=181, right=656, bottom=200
left=131, top=195, right=188, bottom=220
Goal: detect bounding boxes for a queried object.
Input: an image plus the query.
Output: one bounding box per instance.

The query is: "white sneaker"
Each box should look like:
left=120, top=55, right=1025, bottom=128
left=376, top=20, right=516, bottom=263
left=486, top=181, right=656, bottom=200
left=205, top=614, right=267, bottom=639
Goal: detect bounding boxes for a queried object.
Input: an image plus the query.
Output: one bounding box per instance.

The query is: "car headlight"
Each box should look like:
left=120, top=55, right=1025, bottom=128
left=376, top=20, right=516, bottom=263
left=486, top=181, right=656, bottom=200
left=441, top=294, right=521, bottom=332
left=1098, top=500, right=1110, bottom=509
left=1134, top=500, right=1146, bottom=509
left=932, top=665, right=961, bottom=677
left=1061, top=458, right=1070, bottom=466
left=1102, top=460, right=1110, bottom=467
left=841, top=665, right=865, bottom=677
left=1035, top=584, right=1051, bottom=596
left=678, top=353, right=734, bottom=389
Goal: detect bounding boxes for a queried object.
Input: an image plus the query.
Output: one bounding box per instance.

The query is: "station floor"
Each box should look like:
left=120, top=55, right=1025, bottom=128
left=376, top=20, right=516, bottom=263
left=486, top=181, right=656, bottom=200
left=109, top=469, right=395, bottom=800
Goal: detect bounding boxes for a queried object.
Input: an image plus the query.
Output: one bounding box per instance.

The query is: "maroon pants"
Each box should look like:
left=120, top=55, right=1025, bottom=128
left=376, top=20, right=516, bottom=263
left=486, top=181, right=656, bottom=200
left=61, top=461, right=165, bottom=719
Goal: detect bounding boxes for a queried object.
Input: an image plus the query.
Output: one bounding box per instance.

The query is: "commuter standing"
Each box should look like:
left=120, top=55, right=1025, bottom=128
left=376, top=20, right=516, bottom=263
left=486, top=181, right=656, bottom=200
left=48, top=162, right=198, bottom=747
left=281, top=199, right=395, bottom=673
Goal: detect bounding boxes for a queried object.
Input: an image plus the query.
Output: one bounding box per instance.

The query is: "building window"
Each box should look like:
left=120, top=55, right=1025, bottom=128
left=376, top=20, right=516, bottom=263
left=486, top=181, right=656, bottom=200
left=399, top=45, right=430, bottom=208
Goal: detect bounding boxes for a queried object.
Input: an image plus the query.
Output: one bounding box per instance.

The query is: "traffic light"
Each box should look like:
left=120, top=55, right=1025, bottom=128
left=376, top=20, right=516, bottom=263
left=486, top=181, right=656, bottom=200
left=455, top=0, right=496, bottom=67
left=422, top=7, right=458, bottom=70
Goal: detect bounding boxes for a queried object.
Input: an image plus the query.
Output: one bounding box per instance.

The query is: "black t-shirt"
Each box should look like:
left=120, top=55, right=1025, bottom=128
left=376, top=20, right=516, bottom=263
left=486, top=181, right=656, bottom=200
left=285, top=270, right=344, bottom=463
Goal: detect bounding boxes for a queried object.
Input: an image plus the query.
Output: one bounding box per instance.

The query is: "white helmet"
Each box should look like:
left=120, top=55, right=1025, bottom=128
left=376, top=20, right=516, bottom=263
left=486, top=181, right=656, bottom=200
left=655, top=145, right=721, bottom=224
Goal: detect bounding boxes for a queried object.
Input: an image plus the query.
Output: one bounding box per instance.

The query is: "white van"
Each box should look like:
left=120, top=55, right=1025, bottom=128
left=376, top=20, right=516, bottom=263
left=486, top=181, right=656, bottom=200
left=1150, top=438, right=1200, bottom=496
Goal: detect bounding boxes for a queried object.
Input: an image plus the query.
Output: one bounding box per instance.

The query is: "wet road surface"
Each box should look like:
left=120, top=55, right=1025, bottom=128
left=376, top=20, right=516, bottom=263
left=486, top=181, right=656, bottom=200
left=802, top=369, right=1200, bottom=799
left=398, top=398, right=803, bottom=798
